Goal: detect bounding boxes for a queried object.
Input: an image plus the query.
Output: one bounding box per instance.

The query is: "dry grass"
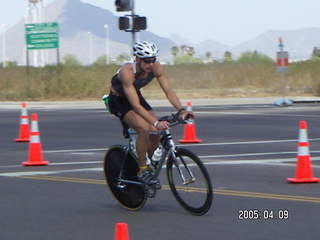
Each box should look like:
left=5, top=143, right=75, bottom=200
left=0, top=61, right=320, bottom=101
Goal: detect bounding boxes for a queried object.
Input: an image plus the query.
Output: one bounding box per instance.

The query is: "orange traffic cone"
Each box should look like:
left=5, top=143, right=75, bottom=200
left=15, top=102, right=30, bottom=142
left=22, top=113, right=49, bottom=166
left=114, top=222, right=129, bottom=240
left=287, top=120, right=320, bottom=183
left=179, top=101, right=202, bottom=143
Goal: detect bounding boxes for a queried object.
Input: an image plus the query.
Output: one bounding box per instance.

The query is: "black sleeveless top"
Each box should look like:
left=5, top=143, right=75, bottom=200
left=111, top=62, right=155, bottom=96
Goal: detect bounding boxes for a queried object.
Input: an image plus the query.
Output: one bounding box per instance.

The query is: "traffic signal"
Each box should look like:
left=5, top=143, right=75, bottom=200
left=119, top=17, right=130, bottom=30
left=115, top=0, right=133, bottom=12
left=133, top=16, right=146, bottom=30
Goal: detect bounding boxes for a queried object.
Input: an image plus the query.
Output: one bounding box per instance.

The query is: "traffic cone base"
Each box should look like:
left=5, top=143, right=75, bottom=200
left=287, top=178, right=320, bottom=183
left=16, top=139, right=30, bottom=142
left=15, top=136, right=30, bottom=142
left=23, top=143, right=49, bottom=166
left=23, top=161, right=49, bottom=166
left=287, top=156, right=320, bottom=183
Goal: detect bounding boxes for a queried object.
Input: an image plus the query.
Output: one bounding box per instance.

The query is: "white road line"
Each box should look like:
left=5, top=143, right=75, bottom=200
left=178, top=138, right=320, bottom=147
left=2, top=138, right=320, bottom=177
left=2, top=158, right=320, bottom=177
left=0, top=168, right=101, bottom=177
left=197, top=111, right=320, bottom=118
left=42, top=138, right=320, bottom=153
left=203, top=157, right=320, bottom=166
left=44, top=148, right=107, bottom=153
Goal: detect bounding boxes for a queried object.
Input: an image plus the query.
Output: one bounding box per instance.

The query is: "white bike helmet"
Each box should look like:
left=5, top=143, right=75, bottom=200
left=133, top=41, right=159, bottom=58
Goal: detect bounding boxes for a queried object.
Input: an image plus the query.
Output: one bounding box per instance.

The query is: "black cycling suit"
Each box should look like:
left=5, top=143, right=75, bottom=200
left=109, top=62, right=155, bottom=119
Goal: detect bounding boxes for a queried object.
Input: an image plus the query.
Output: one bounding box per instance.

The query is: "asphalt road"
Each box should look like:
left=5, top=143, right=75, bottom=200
left=1, top=102, right=320, bottom=239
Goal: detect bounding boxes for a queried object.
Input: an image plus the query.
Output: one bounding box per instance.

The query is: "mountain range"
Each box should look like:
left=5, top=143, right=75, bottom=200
left=2, top=0, right=320, bottom=65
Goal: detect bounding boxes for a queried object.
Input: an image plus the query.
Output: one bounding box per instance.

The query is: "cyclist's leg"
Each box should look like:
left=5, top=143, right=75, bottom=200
left=123, top=110, right=152, bottom=175
left=109, top=93, right=149, bottom=173
left=147, top=110, right=160, bottom=158
left=136, top=94, right=160, bottom=159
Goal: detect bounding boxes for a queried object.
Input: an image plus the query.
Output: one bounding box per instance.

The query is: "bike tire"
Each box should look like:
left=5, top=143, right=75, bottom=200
left=103, top=145, right=147, bottom=210
left=166, top=147, right=213, bottom=215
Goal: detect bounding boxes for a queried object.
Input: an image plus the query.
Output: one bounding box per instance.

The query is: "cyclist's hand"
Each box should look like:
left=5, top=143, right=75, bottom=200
left=155, top=120, right=170, bottom=130
left=180, top=109, right=194, bottom=120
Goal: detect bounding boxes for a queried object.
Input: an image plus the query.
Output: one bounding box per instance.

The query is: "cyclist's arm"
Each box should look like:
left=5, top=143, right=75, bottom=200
left=119, top=65, right=158, bottom=126
left=153, top=63, right=184, bottom=110
left=153, top=63, right=194, bottom=118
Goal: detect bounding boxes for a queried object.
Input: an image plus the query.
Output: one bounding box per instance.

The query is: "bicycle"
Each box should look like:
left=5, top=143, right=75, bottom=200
left=103, top=111, right=213, bottom=215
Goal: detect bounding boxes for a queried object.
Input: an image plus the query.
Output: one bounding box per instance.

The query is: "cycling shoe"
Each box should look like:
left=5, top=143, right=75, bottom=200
left=138, top=170, right=158, bottom=186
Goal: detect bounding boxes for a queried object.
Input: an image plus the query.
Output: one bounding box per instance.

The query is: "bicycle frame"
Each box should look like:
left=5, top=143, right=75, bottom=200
left=125, top=129, right=176, bottom=184
left=121, top=116, right=197, bottom=185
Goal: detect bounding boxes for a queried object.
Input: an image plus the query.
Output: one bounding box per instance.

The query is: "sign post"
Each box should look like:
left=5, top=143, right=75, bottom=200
left=25, top=22, right=60, bottom=97
left=274, top=38, right=292, bottom=106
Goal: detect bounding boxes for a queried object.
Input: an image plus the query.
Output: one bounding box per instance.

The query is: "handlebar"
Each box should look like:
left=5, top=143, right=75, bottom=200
left=158, top=110, right=194, bottom=128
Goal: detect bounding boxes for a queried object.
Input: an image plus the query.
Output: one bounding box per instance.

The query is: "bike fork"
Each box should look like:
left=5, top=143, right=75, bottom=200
left=172, top=153, right=196, bottom=185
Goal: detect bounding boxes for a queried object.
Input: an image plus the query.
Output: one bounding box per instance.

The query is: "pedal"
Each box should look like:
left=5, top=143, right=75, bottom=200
left=147, top=187, right=157, bottom=198
left=155, top=181, right=161, bottom=190
left=117, top=183, right=126, bottom=189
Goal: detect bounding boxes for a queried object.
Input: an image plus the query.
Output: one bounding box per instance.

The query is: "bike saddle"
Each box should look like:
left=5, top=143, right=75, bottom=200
left=120, top=119, right=130, bottom=138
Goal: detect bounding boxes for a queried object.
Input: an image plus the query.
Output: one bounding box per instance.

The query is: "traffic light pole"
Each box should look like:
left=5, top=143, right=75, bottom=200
left=130, top=1, right=136, bottom=48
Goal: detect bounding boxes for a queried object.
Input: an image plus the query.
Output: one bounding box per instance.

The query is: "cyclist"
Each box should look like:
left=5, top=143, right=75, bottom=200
left=107, top=41, right=191, bottom=184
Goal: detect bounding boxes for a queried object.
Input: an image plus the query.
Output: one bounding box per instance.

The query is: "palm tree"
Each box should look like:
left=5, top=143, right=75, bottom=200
left=186, top=47, right=195, bottom=56
left=171, top=46, right=179, bottom=57
left=223, top=51, right=232, bottom=61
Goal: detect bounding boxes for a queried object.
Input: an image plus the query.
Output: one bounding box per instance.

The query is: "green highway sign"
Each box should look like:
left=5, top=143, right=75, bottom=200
left=25, top=22, right=59, bottom=50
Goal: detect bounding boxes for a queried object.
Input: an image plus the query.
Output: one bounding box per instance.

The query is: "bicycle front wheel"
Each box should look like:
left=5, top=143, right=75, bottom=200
left=166, top=147, right=213, bottom=215
left=104, top=145, right=147, bottom=211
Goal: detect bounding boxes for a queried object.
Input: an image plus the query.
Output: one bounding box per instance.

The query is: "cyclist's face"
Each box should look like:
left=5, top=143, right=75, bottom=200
left=139, top=57, right=156, bottom=72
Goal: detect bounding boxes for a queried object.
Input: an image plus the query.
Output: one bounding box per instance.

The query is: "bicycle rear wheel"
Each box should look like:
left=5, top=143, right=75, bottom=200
left=103, top=145, right=147, bottom=210
left=166, top=147, right=213, bottom=215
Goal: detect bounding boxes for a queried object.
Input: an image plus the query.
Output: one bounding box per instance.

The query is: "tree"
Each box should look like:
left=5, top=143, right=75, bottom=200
left=312, top=47, right=320, bottom=58
left=171, top=46, right=179, bottom=57
left=1, top=61, right=17, bottom=67
left=237, top=50, right=273, bottom=63
left=62, top=54, right=82, bottom=66
left=223, top=51, right=232, bottom=62
left=173, top=54, right=203, bottom=64
left=93, top=55, right=107, bottom=66
left=172, top=45, right=200, bottom=64
left=186, top=47, right=195, bottom=56
left=205, top=52, right=213, bottom=62
left=180, top=45, right=187, bottom=55
left=117, top=53, right=130, bottom=63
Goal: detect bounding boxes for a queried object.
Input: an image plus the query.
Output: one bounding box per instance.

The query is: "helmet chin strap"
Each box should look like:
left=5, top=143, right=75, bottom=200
left=135, top=59, right=146, bottom=78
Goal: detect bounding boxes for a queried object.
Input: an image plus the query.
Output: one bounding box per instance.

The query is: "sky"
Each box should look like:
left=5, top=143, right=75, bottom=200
left=1, top=0, right=320, bottom=46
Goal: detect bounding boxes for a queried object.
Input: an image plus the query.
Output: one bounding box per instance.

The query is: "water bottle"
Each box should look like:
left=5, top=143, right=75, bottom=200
left=102, top=94, right=112, bottom=114
left=152, top=146, right=162, bottom=162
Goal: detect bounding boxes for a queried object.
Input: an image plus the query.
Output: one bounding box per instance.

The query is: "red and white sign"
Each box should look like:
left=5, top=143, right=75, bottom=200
left=277, top=51, right=289, bottom=67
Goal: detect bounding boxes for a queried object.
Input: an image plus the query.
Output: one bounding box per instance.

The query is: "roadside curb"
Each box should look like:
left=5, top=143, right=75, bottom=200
left=1, top=96, right=320, bottom=109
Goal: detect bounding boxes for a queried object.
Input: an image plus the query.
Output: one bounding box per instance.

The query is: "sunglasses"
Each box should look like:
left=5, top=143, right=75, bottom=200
left=142, top=58, right=156, bottom=63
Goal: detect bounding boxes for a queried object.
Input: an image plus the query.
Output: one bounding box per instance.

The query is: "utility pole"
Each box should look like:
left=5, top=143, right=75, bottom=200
left=0, top=24, right=7, bottom=67
left=104, top=24, right=110, bottom=65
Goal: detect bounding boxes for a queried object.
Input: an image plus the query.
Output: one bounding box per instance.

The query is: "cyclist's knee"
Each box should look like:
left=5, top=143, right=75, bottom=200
left=135, top=123, right=151, bottom=135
